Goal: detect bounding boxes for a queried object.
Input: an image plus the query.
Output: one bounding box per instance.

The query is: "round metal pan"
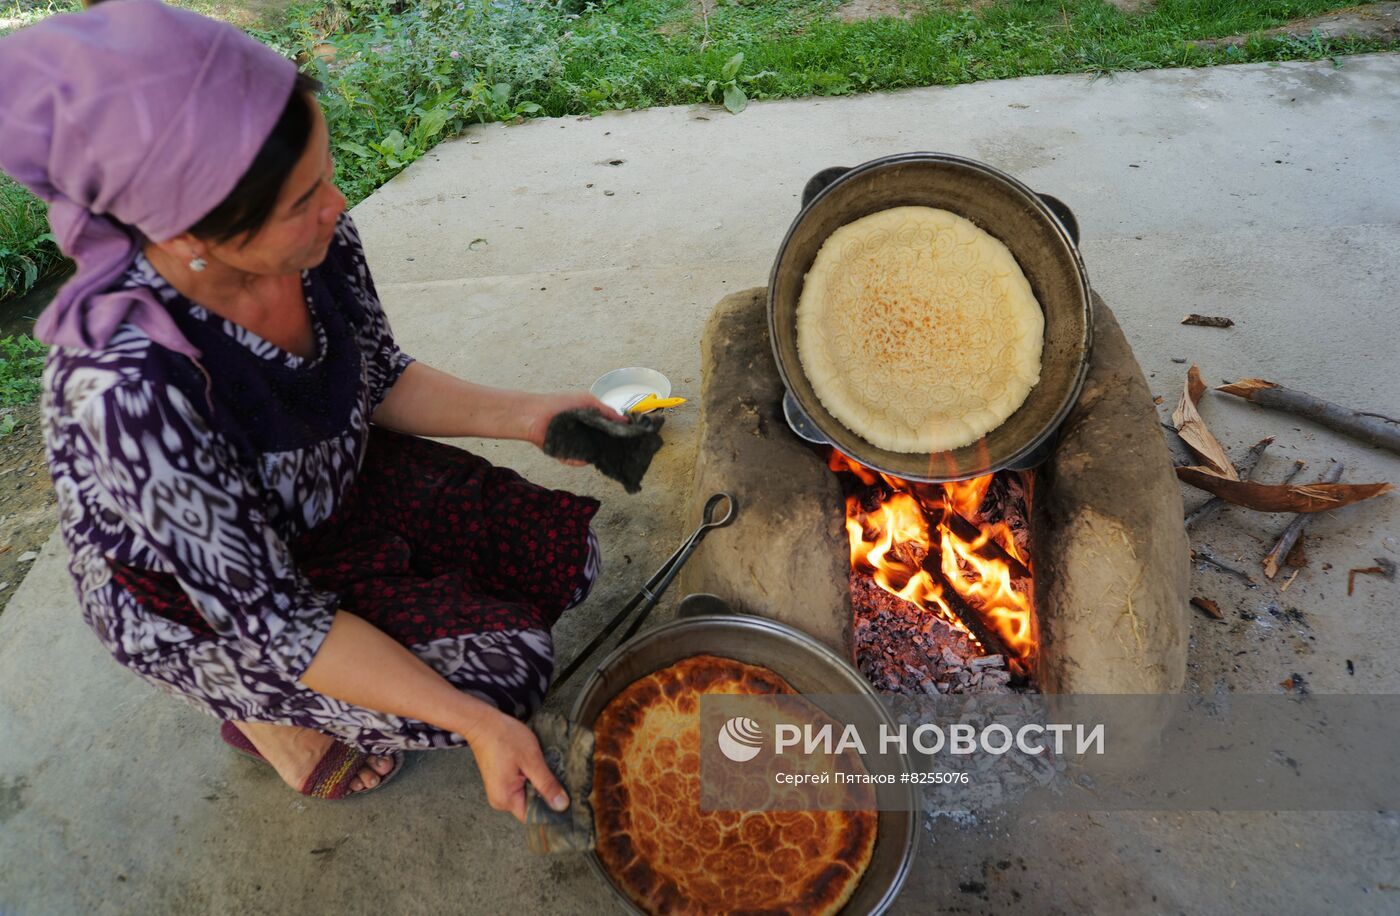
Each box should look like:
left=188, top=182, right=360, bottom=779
left=572, top=615, right=918, bottom=915
left=768, top=152, right=1093, bottom=483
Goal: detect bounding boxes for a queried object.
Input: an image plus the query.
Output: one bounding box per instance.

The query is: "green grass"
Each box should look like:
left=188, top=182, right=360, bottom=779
left=0, top=334, right=46, bottom=408
left=0, top=0, right=1393, bottom=304
left=542, top=0, right=1390, bottom=112
left=0, top=174, right=66, bottom=303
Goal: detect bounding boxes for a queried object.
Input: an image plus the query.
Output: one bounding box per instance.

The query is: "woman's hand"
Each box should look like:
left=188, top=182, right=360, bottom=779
left=524, top=390, right=628, bottom=464
left=465, top=707, right=570, bottom=822
left=373, top=364, right=628, bottom=447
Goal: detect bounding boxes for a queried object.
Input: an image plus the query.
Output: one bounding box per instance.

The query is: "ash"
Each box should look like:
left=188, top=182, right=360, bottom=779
left=884, top=690, right=1070, bottom=830
left=852, top=573, right=1018, bottom=695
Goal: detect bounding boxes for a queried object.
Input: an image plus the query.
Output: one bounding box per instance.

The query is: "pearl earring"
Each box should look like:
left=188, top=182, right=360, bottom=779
left=188, top=257, right=207, bottom=272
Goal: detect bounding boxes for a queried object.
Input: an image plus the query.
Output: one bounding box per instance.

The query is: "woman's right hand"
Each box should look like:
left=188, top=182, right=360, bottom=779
left=465, top=707, right=570, bottom=822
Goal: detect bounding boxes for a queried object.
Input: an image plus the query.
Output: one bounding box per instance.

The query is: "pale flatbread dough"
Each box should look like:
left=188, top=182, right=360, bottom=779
left=797, top=206, right=1043, bottom=453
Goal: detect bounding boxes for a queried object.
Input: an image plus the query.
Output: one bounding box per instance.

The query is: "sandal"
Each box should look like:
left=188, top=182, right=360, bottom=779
left=219, top=721, right=405, bottom=799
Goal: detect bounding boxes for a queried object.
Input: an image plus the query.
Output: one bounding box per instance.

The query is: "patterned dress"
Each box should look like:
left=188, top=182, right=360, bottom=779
left=42, top=215, right=601, bottom=756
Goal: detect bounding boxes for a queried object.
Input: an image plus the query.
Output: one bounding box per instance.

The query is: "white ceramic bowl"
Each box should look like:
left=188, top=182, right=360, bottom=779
left=590, top=367, right=672, bottom=412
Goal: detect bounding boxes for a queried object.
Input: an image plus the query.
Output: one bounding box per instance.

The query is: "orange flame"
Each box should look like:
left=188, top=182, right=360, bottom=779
left=833, top=452, right=1038, bottom=675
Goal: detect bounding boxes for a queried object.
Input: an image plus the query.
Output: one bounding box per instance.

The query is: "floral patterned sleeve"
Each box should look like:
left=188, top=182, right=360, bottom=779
left=336, top=214, right=414, bottom=411
left=75, top=377, right=338, bottom=681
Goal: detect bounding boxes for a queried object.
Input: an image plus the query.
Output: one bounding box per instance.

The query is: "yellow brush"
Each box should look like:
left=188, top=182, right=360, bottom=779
left=624, top=393, right=687, bottom=414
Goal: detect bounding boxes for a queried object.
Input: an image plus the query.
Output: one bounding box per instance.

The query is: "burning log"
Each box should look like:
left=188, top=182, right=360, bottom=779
left=942, top=508, right=1032, bottom=582
left=837, top=459, right=1036, bottom=680
left=907, top=479, right=1032, bottom=577
left=1184, top=436, right=1274, bottom=528
left=918, top=551, right=1013, bottom=664
left=1262, top=461, right=1343, bottom=579
left=1217, top=379, right=1400, bottom=457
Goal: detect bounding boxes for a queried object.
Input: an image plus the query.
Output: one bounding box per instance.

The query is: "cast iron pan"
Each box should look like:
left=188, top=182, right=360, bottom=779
left=770, top=152, right=1093, bottom=483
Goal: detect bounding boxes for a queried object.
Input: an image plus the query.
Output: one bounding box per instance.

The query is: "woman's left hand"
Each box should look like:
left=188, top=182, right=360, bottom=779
left=525, top=390, right=627, bottom=465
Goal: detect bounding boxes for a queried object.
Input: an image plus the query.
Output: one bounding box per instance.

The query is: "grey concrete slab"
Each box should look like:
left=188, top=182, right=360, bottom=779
left=3, top=53, right=1400, bottom=914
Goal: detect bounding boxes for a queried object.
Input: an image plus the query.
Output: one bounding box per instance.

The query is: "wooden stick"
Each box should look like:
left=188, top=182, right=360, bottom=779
left=1279, top=460, right=1307, bottom=486
left=1192, top=548, right=1258, bottom=587
left=1218, top=379, right=1400, bottom=456
left=1185, top=436, right=1274, bottom=528
left=1346, top=567, right=1384, bottom=596
left=1263, top=460, right=1343, bottom=579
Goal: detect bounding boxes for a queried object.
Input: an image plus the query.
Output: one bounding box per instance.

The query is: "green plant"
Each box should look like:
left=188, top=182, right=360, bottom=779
left=0, top=334, right=48, bottom=407
left=0, top=176, right=67, bottom=302
left=712, top=52, right=749, bottom=113
left=290, top=0, right=576, bottom=204
left=679, top=51, right=778, bottom=114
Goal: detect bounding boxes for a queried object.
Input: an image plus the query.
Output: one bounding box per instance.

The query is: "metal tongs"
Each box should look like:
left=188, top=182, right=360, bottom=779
left=552, top=492, right=738, bottom=688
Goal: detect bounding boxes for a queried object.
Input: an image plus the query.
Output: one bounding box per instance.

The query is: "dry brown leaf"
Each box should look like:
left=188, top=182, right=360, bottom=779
left=1175, top=466, right=1392, bottom=513
left=1171, top=365, right=1237, bottom=479
left=1182, top=314, right=1234, bottom=328
left=1190, top=596, right=1224, bottom=620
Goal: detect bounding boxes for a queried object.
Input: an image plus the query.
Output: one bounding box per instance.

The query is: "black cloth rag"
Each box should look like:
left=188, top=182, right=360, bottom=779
left=543, top=408, right=664, bottom=494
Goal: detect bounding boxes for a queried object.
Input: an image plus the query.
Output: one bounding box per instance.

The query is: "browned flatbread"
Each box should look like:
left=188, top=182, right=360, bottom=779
left=591, top=655, right=878, bottom=915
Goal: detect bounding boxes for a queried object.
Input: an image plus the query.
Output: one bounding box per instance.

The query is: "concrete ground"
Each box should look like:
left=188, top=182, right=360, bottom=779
left=3, top=54, right=1399, bottom=914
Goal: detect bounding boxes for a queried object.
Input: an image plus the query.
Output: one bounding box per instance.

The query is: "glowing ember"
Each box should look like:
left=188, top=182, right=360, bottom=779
left=830, top=452, right=1038, bottom=675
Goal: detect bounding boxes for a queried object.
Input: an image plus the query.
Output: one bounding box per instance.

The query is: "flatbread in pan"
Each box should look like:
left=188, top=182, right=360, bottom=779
left=797, top=205, right=1043, bottom=453
left=591, top=655, right=877, bottom=915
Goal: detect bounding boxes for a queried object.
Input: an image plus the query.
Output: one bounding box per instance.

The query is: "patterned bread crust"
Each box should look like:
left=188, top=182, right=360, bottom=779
left=592, top=655, right=878, bottom=915
left=797, top=206, right=1044, bottom=453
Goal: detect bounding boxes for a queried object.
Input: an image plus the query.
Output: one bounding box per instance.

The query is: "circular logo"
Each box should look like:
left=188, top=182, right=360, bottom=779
left=717, top=716, right=764, bottom=763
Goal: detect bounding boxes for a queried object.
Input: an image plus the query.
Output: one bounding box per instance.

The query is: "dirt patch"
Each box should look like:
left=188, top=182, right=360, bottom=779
left=833, top=0, right=924, bottom=22
left=0, top=402, right=57, bottom=618
left=837, top=0, right=1003, bottom=21
left=1197, top=2, right=1400, bottom=48
left=1105, top=0, right=1154, bottom=13
left=202, top=0, right=307, bottom=29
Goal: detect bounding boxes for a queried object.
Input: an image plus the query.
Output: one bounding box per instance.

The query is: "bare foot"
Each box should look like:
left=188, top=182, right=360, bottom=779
left=230, top=720, right=396, bottom=795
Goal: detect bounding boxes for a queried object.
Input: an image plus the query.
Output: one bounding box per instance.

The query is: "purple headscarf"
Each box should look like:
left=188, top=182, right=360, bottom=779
left=0, top=0, right=297, bottom=359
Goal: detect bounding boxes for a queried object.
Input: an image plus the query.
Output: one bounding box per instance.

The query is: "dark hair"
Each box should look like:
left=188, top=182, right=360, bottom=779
left=187, top=71, right=323, bottom=245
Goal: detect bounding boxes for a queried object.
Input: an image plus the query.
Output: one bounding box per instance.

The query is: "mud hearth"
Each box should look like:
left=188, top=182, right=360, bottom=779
left=679, top=287, right=1189, bottom=694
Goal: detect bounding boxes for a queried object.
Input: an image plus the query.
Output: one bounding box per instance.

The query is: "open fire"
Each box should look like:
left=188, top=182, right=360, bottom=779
left=829, top=452, right=1039, bottom=691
